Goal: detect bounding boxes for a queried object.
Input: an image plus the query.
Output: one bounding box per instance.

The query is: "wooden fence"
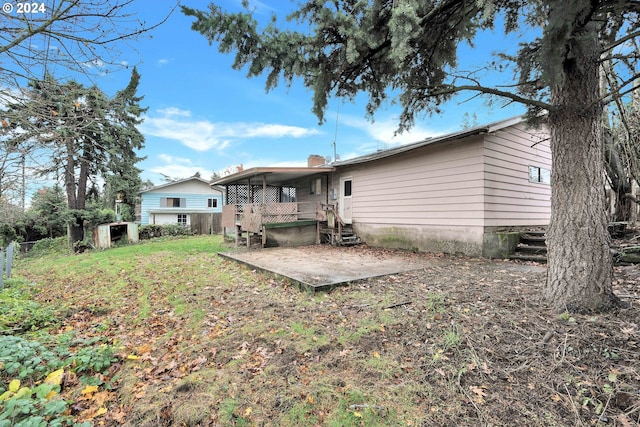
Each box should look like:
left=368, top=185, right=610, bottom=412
left=190, top=213, right=223, bottom=235
left=1, top=242, right=16, bottom=290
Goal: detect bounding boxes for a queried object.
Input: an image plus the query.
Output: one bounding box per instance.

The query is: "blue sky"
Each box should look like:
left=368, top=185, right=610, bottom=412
left=98, top=0, right=528, bottom=185
left=18, top=0, right=527, bottom=188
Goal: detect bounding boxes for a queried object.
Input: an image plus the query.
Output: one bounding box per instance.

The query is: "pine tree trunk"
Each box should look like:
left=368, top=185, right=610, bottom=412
left=68, top=217, right=85, bottom=245
left=544, top=22, right=619, bottom=312
left=64, top=141, right=77, bottom=210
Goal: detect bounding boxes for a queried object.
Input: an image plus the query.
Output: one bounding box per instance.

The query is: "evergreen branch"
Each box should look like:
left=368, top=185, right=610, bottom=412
left=428, top=84, right=553, bottom=111
left=600, top=29, right=640, bottom=56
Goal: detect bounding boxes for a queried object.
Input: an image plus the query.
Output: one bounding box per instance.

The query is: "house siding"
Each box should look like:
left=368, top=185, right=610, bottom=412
left=293, top=173, right=329, bottom=219
left=139, top=179, right=223, bottom=225
left=334, top=136, right=487, bottom=255
left=329, top=122, right=551, bottom=255
left=483, top=123, right=551, bottom=227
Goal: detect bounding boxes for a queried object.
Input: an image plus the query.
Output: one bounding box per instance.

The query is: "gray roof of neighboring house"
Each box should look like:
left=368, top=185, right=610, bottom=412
left=140, top=176, right=224, bottom=194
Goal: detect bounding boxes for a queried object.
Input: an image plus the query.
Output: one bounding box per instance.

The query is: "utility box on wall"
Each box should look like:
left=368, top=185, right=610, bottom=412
left=93, top=222, right=139, bottom=249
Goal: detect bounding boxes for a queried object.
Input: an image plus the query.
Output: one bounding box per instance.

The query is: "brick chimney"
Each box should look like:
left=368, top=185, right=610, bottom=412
left=308, top=154, right=326, bottom=167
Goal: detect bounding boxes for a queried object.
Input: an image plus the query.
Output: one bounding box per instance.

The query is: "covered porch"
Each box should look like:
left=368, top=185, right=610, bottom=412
left=214, top=165, right=348, bottom=248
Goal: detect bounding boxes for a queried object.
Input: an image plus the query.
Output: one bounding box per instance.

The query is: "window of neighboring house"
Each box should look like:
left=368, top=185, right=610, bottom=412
left=310, top=178, right=322, bottom=195
left=207, top=198, right=218, bottom=208
left=177, top=214, right=187, bottom=226
left=529, top=165, right=551, bottom=184
left=161, top=197, right=185, bottom=207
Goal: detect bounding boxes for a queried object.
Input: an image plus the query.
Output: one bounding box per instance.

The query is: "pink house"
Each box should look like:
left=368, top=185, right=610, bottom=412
left=213, top=116, right=551, bottom=257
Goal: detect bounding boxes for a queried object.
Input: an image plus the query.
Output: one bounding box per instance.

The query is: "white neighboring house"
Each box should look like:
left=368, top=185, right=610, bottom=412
left=139, top=177, right=224, bottom=226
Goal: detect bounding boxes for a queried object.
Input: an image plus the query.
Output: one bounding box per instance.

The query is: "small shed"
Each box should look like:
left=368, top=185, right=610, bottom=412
left=93, top=222, right=139, bottom=249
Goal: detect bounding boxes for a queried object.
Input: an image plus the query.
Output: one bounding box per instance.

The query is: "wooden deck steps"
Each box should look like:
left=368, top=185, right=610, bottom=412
left=509, top=231, right=547, bottom=263
left=508, top=226, right=640, bottom=265
left=339, top=227, right=361, bottom=246
left=318, top=223, right=361, bottom=246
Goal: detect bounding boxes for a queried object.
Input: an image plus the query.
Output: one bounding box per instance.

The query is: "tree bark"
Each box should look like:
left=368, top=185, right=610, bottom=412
left=64, top=140, right=76, bottom=210
left=77, top=149, right=89, bottom=211
left=64, top=140, right=85, bottom=245
left=544, top=23, right=619, bottom=312
left=604, top=131, right=634, bottom=222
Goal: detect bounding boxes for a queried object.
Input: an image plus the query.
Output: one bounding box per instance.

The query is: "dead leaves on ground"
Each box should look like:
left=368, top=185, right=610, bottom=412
left=15, top=242, right=640, bottom=426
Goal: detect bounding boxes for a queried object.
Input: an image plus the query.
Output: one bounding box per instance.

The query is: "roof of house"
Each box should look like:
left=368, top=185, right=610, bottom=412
left=331, top=115, right=527, bottom=167
left=212, top=115, right=536, bottom=187
left=212, top=166, right=335, bottom=186
left=140, top=176, right=224, bottom=194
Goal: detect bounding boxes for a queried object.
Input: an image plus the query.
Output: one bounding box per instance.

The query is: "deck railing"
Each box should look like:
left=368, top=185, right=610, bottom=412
left=223, top=202, right=321, bottom=232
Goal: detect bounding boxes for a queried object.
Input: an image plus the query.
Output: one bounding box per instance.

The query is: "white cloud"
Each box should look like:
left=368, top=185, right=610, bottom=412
left=157, top=58, right=172, bottom=66
left=158, top=107, right=191, bottom=117
left=148, top=154, right=208, bottom=180
left=158, top=153, right=193, bottom=164
left=339, top=113, right=448, bottom=146
left=243, top=124, right=319, bottom=138
left=140, top=108, right=321, bottom=152
left=80, top=59, right=105, bottom=70
left=242, top=158, right=307, bottom=169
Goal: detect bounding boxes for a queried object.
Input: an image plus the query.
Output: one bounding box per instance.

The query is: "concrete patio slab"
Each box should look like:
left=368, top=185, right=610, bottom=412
left=218, top=245, right=433, bottom=292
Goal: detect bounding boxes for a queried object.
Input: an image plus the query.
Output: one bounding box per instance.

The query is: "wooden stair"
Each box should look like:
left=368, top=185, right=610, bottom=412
left=509, top=231, right=547, bottom=263
left=319, top=223, right=361, bottom=246
left=339, top=227, right=361, bottom=246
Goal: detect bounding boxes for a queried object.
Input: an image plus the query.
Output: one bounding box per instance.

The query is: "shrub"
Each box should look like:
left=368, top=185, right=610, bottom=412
left=161, top=224, right=195, bottom=236
left=139, top=224, right=195, bottom=240
left=25, top=238, right=70, bottom=258
left=138, top=224, right=163, bottom=240
left=0, top=279, right=58, bottom=334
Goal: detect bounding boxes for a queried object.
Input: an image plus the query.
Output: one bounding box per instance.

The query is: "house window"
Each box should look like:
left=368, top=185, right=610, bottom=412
left=310, top=178, right=322, bottom=195
left=529, top=166, right=551, bottom=184
left=177, top=214, right=187, bottom=226
left=343, top=179, right=352, bottom=197
left=161, top=197, right=185, bottom=207
left=207, top=198, right=218, bottom=208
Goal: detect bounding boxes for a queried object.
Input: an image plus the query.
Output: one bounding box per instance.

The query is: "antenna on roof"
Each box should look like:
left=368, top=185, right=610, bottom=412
left=332, top=104, right=340, bottom=162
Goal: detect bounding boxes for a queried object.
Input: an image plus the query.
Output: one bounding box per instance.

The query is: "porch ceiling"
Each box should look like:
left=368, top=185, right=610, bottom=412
left=212, top=167, right=334, bottom=187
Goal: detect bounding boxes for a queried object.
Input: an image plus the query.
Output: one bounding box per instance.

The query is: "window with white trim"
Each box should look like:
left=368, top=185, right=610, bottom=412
left=529, top=165, right=551, bottom=185
left=207, top=198, right=218, bottom=208
left=177, top=214, right=187, bottom=226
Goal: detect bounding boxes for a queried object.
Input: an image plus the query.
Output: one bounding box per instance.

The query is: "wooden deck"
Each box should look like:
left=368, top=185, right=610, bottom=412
left=222, top=203, right=359, bottom=248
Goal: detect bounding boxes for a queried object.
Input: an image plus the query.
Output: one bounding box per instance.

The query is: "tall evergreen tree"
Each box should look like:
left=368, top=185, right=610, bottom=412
left=3, top=69, right=146, bottom=244
left=26, top=185, right=71, bottom=239
left=183, top=0, right=640, bottom=312
left=103, top=67, right=147, bottom=221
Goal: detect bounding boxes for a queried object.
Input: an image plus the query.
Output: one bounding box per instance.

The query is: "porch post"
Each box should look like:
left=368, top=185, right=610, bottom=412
left=262, top=175, right=267, bottom=204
